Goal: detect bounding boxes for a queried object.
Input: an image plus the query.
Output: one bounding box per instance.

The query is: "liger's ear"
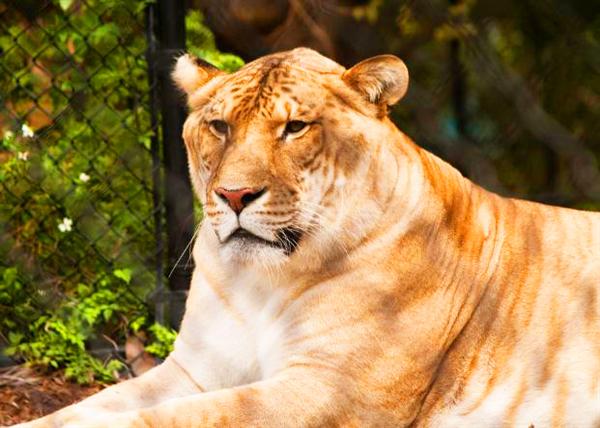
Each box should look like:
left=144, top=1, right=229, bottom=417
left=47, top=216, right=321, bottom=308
left=172, top=53, right=222, bottom=97
left=342, top=55, right=409, bottom=106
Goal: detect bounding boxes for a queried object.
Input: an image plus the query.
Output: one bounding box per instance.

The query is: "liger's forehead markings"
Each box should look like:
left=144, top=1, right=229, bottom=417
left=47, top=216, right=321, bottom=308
left=207, top=61, right=325, bottom=122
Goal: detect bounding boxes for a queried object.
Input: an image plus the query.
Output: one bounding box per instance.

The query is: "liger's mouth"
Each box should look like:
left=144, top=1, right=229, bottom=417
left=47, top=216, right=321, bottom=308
left=224, top=228, right=303, bottom=255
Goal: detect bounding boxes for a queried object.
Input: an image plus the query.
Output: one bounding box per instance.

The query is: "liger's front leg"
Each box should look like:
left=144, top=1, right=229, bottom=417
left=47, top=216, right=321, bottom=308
left=10, top=357, right=202, bottom=428
left=85, top=369, right=350, bottom=428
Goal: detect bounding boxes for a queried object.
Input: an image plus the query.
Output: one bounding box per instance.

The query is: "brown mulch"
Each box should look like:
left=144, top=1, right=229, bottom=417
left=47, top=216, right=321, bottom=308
left=0, top=366, right=103, bottom=426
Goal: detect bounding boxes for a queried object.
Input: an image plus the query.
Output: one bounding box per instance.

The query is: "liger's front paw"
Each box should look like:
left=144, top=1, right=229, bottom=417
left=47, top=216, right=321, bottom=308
left=10, top=408, right=142, bottom=428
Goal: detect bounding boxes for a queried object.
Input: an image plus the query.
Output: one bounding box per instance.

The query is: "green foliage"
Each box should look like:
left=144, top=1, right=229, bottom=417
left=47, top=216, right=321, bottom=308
left=186, top=10, right=244, bottom=72
left=0, top=1, right=242, bottom=383
left=144, top=323, right=177, bottom=359
left=4, top=270, right=144, bottom=384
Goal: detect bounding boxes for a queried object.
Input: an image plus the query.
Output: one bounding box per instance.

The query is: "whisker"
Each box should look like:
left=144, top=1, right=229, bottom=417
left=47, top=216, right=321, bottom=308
left=168, top=222, right=202, bottom=279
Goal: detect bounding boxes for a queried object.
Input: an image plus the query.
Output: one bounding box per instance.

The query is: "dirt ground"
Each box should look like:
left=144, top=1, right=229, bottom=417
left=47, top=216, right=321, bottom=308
left=0, top=366, right=102, bottom=426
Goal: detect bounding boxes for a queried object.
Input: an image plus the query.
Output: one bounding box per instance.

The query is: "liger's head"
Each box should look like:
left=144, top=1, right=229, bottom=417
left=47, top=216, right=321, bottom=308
left=173, top=48, right=409, bottom=267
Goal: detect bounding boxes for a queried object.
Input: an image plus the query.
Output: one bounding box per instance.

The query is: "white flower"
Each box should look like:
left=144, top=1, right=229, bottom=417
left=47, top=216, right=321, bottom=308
left=58, top=217, right=73, bottom=233
left=4, top=130, right=14, bottom=139
left=21, top=123, right=34, bottom=138
left=79, top=172, right=90, bottom=182
left=17, top=151, right=29, bottom=161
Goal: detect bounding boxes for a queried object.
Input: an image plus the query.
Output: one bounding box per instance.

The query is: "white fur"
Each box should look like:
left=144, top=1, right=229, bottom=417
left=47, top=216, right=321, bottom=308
left=172, top=54, right=220, bottom=96
left=172, top=55, right=202, bottom=94
left=172, top=251, right=289, bottom=391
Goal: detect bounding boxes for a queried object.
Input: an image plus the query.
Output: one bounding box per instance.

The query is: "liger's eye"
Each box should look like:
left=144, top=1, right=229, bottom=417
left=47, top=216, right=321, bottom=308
left=209, top=120, right=228, bottom=136
left=284, top=121, right=308, bottom=135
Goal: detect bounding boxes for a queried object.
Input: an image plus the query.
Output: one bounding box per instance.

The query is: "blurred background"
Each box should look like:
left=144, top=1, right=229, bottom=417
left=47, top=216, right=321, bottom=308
left=0, top=0, right=599, bottom=421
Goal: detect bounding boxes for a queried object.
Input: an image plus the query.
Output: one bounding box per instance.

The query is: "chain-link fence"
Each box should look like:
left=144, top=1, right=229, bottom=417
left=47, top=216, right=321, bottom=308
left=0, top=0, right=198, bottom=379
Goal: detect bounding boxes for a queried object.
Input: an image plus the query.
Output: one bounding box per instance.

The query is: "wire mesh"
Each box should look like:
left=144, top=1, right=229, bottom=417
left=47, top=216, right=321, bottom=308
left=0, top=0, right=164, bottom=365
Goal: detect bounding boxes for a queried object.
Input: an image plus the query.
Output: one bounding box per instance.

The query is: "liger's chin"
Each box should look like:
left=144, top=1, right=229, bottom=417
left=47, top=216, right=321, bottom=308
left=217, top=227, right=304, bottom=268
left=220, top=240, right=288, bottom=268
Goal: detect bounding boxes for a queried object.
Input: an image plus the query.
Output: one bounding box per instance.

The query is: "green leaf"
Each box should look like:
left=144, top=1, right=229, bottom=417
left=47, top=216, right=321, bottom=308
left=8, top=331, right=23, bottom=345
left=130, top=315, right=146, bottom=332
left=58, top=0, right=74, bottom=11
left=113, top=268, right=132, bottom=284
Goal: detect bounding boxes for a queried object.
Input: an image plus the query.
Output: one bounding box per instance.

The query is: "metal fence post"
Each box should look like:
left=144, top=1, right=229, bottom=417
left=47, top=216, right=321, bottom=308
left=154, top=0, right=194, bottom=328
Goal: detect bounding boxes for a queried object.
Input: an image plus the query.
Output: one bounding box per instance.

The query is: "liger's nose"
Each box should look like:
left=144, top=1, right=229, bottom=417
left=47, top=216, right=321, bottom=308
left=215, top=187, right=266, bottom=214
